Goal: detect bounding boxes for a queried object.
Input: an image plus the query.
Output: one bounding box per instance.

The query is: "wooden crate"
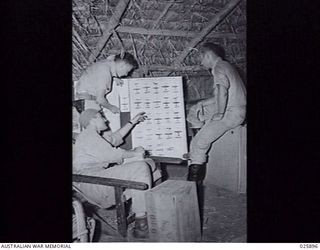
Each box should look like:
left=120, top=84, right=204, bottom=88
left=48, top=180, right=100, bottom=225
left=145, top=180, right=201, bottom=242
left=206, top=125, right=247, bottom=193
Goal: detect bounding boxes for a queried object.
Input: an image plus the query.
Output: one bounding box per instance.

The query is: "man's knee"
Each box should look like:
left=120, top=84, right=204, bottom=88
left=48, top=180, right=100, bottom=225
left=130, top=161, right=151, bottom=175
left=191, top=131, right=212, bottom=150
left=223, top=110, right=246, bottom=128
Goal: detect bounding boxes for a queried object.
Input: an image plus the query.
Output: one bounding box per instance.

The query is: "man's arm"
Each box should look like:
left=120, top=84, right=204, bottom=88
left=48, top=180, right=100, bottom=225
left=102, top=112, right=147, bottom=148
left=122, top=147, right=145, bottom=159
left=96, top=90, right=111, bottom=107
left=200, top=97, right=216, bottom=106
left=211, top=84, right=228, bottom=121
left=95, top=71, right=120, bottom=113
left=96, top=90, right=120, bottom=114
left=116, top=112, right=147, bottom=138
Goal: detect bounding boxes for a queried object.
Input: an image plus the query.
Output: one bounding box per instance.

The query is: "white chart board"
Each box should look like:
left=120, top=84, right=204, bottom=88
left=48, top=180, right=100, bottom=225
left=123, top=77, right=188, bottom=159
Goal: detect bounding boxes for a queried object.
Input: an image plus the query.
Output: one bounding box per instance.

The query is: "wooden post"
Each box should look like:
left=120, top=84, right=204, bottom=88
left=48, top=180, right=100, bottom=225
left=114, top=186, right=127, bottom=238
left=88, top=0, right=131, bottom=63
left=173, top=0, right=243, bottom=66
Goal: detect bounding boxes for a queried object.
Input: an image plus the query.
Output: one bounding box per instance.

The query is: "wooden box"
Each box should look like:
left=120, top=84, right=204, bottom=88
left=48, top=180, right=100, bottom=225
left=145, top=180, right=201, bottom=242
left=206, top=125, right=247, bottom=193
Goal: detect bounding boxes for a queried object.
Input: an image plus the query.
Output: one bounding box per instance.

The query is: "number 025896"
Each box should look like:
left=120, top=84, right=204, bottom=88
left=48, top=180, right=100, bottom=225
left=300, top=244, right=318, bottom=248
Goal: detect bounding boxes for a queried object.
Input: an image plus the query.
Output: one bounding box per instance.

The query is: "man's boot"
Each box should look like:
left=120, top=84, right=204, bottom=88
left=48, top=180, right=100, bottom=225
left=187, top=164, right=206, bottom=182
left=133, top=215, right=149, bottom=239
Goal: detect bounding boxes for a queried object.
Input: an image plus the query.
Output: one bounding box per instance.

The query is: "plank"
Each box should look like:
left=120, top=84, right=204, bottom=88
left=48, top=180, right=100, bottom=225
left=73, top=174, right=148, bottom=190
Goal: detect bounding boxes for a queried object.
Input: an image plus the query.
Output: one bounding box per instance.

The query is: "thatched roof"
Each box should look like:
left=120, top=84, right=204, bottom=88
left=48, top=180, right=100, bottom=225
left=72, top=0, right=246, bottom=80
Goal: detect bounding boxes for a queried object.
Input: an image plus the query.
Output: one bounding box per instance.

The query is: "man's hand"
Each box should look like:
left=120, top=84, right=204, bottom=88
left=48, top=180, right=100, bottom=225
left=108, top=104, right=120, bottom=114
left=195, top=101, right=204, bottom=116
left=195, top=101, right=207, bottom=121
left=134, top=146, right=145, bottom=158
left=99, top=100, right=120, bottom=114
left=211, top=113, right=224, bottom=121
left=114, top=78, right=124, bottom=87
left=131, top=112, right=147, bottom=125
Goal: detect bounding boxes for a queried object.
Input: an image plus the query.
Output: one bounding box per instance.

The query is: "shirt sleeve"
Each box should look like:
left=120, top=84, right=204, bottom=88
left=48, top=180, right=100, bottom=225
left=97, top=142, right=125, bottom=164
left=213, top=66, right=230, bottom=89
left=85, top=136, right=125, bottom=164
left=102, top=131, right=124, bottom=147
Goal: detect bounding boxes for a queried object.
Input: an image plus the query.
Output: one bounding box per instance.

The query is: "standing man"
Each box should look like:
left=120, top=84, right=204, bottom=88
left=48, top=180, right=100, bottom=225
left=186, top=42, right=246, bottom=182
left=73, top=109, right=155, bottom=238
left=75, top=52, right=138, bottom=113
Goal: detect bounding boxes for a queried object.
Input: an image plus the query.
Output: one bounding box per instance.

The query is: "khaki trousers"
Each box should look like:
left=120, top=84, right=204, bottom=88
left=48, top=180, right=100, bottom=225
left=74, top=159, right=154, bottom=214
left=188, top=106, right=246, bottom=164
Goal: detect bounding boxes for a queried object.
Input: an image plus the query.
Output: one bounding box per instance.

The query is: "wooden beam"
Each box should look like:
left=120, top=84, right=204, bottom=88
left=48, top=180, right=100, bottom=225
left=116, top=26, right=245, bottom=40
left=88, top=0, right=131, bottom=64
left=138, top=64, right=206, bottom=72
left=173, top=0, right=243, bottom=65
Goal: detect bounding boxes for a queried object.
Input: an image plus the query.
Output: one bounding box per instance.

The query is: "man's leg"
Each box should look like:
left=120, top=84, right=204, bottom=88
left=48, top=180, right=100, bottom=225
left=188, top=108, right=246, bottom=181
left=186, top=104, right=204, bottom=129
left=184, top=104, right=216, bottom=159
left=189, top=120, right=230, bottom=165
left=105, top=161, right=152, bottom=216
left=74, top=161, right=152, bottom=211
left=187, top=120, right=230, bottom=182
left=109, top=161, right=152, bottom=238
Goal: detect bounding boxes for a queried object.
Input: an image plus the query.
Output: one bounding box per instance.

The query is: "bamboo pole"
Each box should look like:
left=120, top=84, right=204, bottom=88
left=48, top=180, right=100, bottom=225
left=116, top=26, right=245, bottom=39
left=138, top=64, right=205, bottom=72
left=173, top=0, right=243, bottom=66
left=130, top=34, right=142, bottom=66
left=88, top=0, right=131, bottom=64
left=112, top=30, right=125, bottom=52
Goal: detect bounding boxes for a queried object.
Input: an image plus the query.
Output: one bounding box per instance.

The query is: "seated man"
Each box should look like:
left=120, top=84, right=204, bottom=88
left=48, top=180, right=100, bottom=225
left=186, top=42, right=246, bottom=182
left=73, top=109, right=154, bottom=238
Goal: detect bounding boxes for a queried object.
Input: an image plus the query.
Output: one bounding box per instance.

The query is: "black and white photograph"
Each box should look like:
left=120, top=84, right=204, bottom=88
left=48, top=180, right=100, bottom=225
left=2, top=0, right=320, bottom=245
left=72, top=0, right=247, bottom=242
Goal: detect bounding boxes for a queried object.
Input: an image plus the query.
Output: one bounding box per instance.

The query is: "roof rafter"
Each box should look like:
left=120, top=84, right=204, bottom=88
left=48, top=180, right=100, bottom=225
left=172, top=0, right=243, bottom=66
left=88, top=0, right=131, bottom=64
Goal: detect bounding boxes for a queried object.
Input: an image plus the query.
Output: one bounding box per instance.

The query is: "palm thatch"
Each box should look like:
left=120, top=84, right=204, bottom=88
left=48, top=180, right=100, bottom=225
left=72, top=0, right=246, bottom=100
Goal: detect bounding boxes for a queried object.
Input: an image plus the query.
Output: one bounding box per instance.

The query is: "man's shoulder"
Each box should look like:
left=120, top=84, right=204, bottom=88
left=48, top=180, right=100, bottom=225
left=91, top=60, right=111, bottom=72
left=217, top=59, right=232, bottom=68
left=215, top=59, right=236, bottom=74
left=76, top=129, right=96, bottom=143
left=81, top=60, right=111, bottom=76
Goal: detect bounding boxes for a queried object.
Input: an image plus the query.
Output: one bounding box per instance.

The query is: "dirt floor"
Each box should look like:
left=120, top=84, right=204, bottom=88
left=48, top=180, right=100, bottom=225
left=86, top=164, right=247, bottom=242
left=201, top=184, right=247, bottom=242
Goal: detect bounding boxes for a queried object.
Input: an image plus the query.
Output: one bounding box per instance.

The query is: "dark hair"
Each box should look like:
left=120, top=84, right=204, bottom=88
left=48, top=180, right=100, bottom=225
left=201, top=42, right=225, bottom=59
left=114, top=52, right=139, bottom=69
